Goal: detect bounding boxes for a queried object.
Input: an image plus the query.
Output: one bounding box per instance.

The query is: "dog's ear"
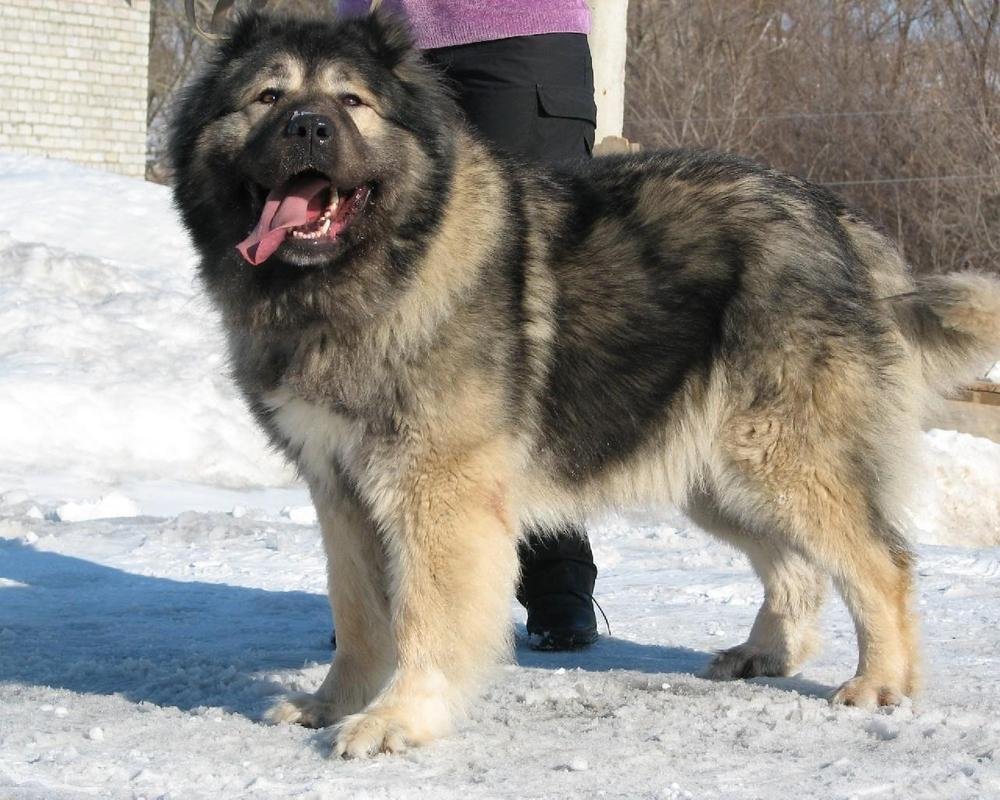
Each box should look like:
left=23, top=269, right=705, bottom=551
left=362, top=9, right=417, bottom=69
left=219, top=9, right=271, bottom=54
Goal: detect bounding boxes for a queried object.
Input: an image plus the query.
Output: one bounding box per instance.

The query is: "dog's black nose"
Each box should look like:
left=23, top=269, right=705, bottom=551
left=285, top=112, right=333, bottom=146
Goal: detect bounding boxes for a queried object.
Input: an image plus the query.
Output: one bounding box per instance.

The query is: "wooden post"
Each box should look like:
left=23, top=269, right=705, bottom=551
left=587, top=0, right=629, bottom=142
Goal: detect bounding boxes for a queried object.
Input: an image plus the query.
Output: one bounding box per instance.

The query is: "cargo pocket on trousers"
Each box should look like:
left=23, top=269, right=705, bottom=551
left=535, top=84, right=598, bottom=162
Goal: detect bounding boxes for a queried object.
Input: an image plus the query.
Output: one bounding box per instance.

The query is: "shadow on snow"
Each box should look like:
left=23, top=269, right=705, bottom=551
left=0, top=539, right=329, bottom=718
left=0, top=539, right=833, bottom=720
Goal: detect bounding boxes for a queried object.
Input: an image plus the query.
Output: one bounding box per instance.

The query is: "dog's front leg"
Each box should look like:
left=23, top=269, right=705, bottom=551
left=268, top=476, right=394, bottom=729
left=332, top=442, right=519, bottom=758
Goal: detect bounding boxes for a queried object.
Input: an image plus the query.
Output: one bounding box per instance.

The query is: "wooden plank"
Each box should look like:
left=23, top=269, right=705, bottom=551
left=954, top=382, right=1000, bottom=407
left=926, top=398, right=1000, bottom=442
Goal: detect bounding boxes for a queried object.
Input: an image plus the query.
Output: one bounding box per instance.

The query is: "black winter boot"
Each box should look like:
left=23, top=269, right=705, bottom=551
left=517, top=526, right=599, bottom=651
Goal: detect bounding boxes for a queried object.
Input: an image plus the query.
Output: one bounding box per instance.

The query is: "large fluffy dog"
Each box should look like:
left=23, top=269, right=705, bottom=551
left=170, top=10, right=1000, bottom=757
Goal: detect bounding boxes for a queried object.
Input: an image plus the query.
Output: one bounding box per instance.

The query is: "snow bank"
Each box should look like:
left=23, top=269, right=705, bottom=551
left=909, top=429, right=1000, bottom=548
left=53, top=492, right=141, bottom=522
left=0, top=155, right=293, bottom=492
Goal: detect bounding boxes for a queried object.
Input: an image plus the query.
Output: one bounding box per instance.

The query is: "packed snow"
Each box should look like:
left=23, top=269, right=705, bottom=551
left=1, top=153, right=999, bottom=800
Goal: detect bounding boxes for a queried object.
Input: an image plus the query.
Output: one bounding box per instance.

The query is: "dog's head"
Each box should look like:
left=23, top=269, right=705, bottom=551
left=170, top=11, right=457, bottom=282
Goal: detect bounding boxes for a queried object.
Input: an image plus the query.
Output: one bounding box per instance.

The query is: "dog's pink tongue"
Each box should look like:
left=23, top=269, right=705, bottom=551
left=236, top=174, right=331, bottom=265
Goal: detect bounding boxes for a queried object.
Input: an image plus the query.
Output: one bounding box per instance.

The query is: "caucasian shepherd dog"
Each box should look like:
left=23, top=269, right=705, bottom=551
left=170, top=10, right=1000, bottom=757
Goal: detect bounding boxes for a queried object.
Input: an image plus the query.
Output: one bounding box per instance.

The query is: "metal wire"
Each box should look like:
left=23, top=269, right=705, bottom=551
left=822, top=174, right=1000, bottom=187
left=631, top=105, right=1000, bottom=126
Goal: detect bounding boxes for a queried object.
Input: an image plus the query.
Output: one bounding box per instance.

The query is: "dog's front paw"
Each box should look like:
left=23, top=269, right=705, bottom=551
left=830, top=676, right=905, bottom=708
left=331, top=691, right=452, bottom=759
left=332, top=708, right=416, bottom=758
left=266, top=692, right=341, bottom=729
left=705, top=643, right=789, bottom=680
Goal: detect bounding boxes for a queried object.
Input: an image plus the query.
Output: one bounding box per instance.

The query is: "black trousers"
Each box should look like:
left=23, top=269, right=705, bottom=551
left=425, top=33, right=597, bottom=164
left=425, top=33, right=598, bottom=594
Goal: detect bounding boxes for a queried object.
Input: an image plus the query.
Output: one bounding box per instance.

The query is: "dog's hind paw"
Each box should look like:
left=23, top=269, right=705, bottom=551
left=266, top=692, right=340, bottom=729
left=830, top=677, right=905, bottom=709
left=705, top=644, right=789, bottom=680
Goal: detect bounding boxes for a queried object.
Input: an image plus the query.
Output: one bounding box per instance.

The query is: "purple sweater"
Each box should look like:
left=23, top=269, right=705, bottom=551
left=338, top=1, right=591, bottom=50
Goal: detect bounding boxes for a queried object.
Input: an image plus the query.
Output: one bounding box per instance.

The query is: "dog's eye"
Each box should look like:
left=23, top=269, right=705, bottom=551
left=257, top=89, right=281, bottom=105
left=341, top=93, right=363, bottom=108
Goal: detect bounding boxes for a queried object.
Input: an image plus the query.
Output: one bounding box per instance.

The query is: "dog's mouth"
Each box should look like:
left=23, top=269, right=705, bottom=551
left=237, top=170, right=372, bottom=266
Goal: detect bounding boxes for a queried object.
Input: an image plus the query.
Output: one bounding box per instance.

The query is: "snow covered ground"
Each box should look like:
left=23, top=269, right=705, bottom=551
left=1, top=153, right=999, bottom=799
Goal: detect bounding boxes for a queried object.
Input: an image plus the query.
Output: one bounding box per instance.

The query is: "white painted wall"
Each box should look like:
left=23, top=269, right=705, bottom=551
left=587, top=0, right=629, bottom=141
left=0, top=0, right=151, bottom=178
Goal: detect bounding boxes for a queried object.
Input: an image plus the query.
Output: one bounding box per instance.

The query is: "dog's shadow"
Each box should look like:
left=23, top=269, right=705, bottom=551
left=513, top=629, right=834, bottom=700
left=0, top=540, right=833, bottom=720
left=0, top=538, right=330, bottom=718
left=514, top=627, right=710, bottom=675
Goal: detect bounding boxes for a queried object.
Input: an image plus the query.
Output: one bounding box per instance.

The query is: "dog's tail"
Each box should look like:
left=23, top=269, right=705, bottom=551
left=889, top=271, right=1000, bottom=393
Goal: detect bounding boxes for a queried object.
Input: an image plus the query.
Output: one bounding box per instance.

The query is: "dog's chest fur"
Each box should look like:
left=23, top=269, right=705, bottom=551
left=263, top=387, right=367, bottom=489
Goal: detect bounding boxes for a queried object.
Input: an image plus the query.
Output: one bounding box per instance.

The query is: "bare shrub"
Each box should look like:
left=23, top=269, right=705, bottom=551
left=625, top=0, right=1000, bottom=275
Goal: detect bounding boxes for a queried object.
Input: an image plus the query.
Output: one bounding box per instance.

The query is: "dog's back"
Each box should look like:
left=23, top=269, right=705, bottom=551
left=505, top=148, right=1000, bottom=708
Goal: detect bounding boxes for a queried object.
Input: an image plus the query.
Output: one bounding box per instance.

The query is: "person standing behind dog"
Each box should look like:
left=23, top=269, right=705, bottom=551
left=339, top=0, right=602, bottom=651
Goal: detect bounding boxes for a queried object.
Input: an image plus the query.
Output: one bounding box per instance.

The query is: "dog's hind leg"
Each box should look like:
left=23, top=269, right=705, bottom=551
left=828, top=538, right=920, bottom=706
left=686, top=492, right=828, bottom=680
left=717, top=414, right=920, bottom=707
left=268, top=475, right=395, bottom=729
left=332, top=438, right=520, bottom=758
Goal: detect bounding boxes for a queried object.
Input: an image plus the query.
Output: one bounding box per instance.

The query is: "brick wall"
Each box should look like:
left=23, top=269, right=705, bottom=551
left=0, top=0, right=151, bottom=178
